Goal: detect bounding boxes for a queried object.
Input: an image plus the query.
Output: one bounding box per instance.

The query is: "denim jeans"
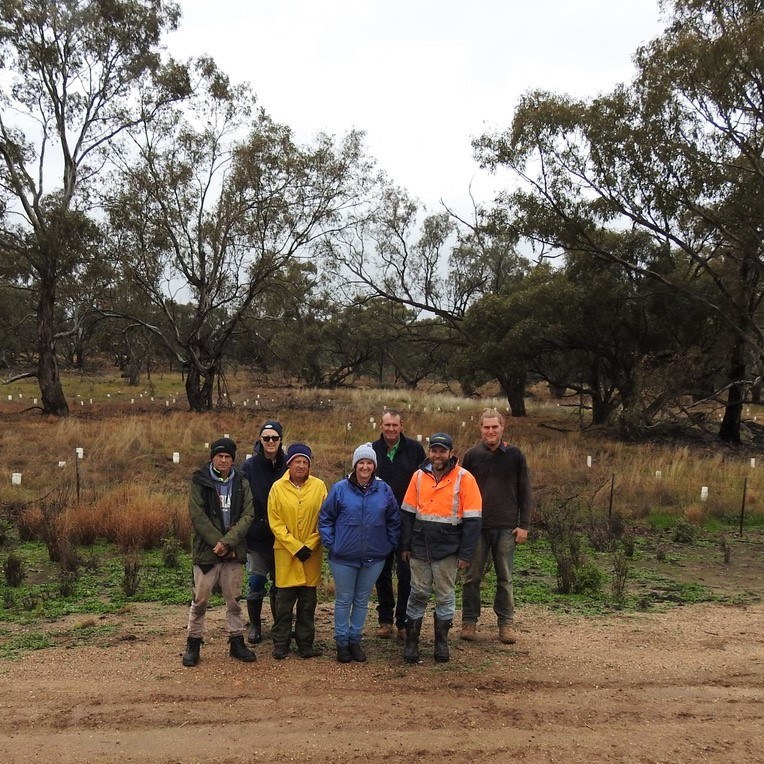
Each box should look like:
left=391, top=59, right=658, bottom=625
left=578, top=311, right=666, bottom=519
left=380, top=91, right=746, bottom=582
left=246, top=548, right=275, bottom=601
left=407, top=555, right=458, bottom=621
left=374, top=551, right=411, bottom=628
left=330, top=559, right=385, bottom=645
left=461, top=528, right=516, bottom=625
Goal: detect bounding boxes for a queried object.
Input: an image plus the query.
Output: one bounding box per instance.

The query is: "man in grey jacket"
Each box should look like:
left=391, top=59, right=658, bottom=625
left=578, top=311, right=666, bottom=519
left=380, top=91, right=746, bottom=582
left=182, top=437, right=255, bottom=667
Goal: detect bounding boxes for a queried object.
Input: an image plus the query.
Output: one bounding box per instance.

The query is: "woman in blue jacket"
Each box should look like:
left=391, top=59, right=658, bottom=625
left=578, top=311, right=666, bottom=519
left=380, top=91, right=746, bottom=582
left=319, top=443, right=401, bottom=663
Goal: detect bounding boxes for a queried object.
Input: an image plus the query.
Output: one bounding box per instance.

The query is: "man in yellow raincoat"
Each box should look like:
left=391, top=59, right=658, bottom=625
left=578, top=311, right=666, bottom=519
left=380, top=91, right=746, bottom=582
left=268, top=443, right=327, bottom=659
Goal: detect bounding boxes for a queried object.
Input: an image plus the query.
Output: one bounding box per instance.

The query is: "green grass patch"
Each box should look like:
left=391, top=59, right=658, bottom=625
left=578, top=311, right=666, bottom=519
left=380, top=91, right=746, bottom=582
left=647, top=509, right=680, bottom=530
left=0, top=541, right=195, bottom=624
left=0, top=630, right=54, bottom=659
left=1, top=526, right=761, bottom=657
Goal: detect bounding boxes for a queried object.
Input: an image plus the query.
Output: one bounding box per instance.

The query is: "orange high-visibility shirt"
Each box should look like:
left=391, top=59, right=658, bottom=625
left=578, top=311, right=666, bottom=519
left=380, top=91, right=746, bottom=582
left=401, top=465, right=482, bottom=524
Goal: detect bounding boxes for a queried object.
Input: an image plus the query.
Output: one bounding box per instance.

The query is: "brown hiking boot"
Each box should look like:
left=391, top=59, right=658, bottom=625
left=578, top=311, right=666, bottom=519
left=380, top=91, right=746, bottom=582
left=460, top=622, right=477, bottom=641
left=396, top=627, right=406, bottom=642
left=375, top=623, right=394, bottom=639
left=498, top=624, right=517, bottom=644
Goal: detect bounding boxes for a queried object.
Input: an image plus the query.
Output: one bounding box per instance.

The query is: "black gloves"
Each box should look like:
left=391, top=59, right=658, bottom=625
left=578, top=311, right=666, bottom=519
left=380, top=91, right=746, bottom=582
left=295, top=546, right=312, bottom=562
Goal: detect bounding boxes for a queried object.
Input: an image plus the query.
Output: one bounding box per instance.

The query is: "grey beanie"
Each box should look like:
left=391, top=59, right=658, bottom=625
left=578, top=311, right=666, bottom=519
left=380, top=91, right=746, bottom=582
left=352, top=442, right=377, bottom=468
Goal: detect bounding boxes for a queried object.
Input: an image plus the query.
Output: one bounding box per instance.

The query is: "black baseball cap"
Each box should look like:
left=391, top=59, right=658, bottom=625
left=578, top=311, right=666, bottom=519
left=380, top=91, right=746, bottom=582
left=429, top=432, right=453, bottom=450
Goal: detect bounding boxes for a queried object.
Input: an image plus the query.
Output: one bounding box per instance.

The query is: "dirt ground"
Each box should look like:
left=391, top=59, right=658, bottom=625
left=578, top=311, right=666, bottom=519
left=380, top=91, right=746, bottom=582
left=0, top=596, right=762, bottom=764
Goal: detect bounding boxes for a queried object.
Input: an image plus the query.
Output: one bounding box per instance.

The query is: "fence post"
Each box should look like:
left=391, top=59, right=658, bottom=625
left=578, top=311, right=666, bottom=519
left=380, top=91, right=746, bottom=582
left=739, top=477, right=748, bottom=537
left=608, top=473, right=615, bottom=518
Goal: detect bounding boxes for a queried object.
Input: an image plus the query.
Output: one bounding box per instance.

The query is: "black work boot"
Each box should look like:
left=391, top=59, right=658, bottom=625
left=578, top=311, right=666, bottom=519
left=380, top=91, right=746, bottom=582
left=348, top=642, right=367, bottom=662
left=403, top=617, right=422, bottom=664
left=336, top=644, right=352, bottom=663
left=182, top=636, right=203, bottom=667
left=433, top=617, right=452, bottom=663
left=297, top=643, right=323, bottom=659
left=247, top=599, right=263, bottom=644
left=229, top=634, right=256, bottom=662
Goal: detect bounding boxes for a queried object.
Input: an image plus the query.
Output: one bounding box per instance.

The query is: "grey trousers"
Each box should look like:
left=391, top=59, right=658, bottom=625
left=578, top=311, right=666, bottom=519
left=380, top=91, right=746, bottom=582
left=186, top=562, right=245, bottom=638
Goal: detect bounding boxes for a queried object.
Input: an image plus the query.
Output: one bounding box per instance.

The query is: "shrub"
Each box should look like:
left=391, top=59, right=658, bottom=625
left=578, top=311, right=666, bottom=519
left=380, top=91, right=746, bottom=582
left=584, top=511, right=614, bottom=552
left=65, top=505, right=101, bottom=546
left=162, top=534, right=181, bottom=568
left=571, top=561, right=603, bottom=594
left=122, top=549, right=140, bottom=596
left=58, top=568, right=78, bottom=597
left=541, top=496, right=601, bottom=595
left=608, top=511, right=626, bottom=539
left=720, top=536, right=731, bottom=564
left=621, top=532, right=636, bottom=558
left=69, top=485, right=188, bottom=551
left=673, top=519, right=697, bottom=544
left=59, top=543, right=82, bottom=574
left=552, top=532, right=583, bottom=594
left=38, top=491, right=71, bottom=563
left=82, top=550, right=101, bottom=572
left=20, top=592, right=38, bottom=611
left=17, top=507, right=43, bottom=542
left=611, top=549, right=629, bottom=602
left=3, top=551, right=24, bottom=587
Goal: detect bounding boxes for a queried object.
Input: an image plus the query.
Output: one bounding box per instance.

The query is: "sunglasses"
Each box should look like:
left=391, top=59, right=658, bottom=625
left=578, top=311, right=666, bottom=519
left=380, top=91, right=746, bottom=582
left=261, top=435, right=280, bottom=442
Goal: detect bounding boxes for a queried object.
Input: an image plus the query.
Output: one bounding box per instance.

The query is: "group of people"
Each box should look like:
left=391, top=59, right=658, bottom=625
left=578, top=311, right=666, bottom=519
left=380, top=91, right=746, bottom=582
left=181, top=408, right=532, bottom=667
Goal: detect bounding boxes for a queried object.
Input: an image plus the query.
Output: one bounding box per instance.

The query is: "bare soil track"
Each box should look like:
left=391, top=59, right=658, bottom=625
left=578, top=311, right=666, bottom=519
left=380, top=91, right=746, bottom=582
left=0, top=599, right=762, bottom=764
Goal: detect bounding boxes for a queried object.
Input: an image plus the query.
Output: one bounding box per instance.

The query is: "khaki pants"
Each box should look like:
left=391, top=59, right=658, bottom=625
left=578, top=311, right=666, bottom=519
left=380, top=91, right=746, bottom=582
left=186, top=562, right=245, bottom=638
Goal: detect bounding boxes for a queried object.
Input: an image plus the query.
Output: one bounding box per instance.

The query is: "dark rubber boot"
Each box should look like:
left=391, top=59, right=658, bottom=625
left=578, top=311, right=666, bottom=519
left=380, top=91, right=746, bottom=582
left=403, top=617, right=422, bottom=664
left=434, top=617, right=452, bottom=663
left=336, top=644, right=352, bottom=663
left=247, top=599, right=263, bottom=645
left=348, top=642, right=367, bottom=662
left=182, top=636, right=203, bottom=667
left=298, top=643, right=323, bottom=659
left=229, top=634, right=256, bottom=662
left=269, top=587, right=278, bottom=626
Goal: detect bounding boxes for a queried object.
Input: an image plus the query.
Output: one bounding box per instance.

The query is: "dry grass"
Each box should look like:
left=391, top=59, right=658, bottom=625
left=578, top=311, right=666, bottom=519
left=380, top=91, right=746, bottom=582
left=1, top=376, right=762, bottom=548
left=61, top=485, right=189, bottom=549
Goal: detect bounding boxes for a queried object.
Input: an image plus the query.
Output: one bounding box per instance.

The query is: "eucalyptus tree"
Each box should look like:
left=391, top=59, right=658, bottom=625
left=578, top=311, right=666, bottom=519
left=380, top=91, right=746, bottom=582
left=107, top=72, right=377, bottom=411
left=324, top=187, right=534, bottom=414
left=0, top=0, right=190, bottom=414
left=475, top=0, right=764, bottom=441
left=0, top=281, right=35, bottom=370
left=325, top=185, right=464, bottom=327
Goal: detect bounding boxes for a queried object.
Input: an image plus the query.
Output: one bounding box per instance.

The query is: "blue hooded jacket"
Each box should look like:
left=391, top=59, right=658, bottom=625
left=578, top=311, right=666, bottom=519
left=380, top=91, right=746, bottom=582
left=319, top=476, right=401, bottom=566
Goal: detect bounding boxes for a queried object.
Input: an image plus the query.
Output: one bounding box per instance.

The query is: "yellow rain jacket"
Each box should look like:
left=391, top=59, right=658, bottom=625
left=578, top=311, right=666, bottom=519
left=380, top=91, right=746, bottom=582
left=268, top=472, right=327, bottom=587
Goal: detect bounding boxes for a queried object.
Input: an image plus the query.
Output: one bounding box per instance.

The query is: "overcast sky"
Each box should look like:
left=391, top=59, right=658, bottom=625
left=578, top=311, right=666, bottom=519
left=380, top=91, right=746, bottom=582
left=167, top=1, right=665, bottom=213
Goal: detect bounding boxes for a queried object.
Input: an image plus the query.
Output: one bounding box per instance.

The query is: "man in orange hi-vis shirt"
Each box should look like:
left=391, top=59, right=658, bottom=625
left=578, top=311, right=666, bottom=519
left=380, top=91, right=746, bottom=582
left=400, top=432, right=482, bottom=664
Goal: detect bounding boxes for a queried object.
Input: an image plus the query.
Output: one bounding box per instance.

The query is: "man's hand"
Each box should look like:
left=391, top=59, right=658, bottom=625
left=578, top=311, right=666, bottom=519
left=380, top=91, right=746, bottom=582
left=213, top=541, right=229, bottom=557
left=457, top=559, right=470, bottom=569
left=295, top=546, right=312, bottom=562
left=400, top=551, right=411, bottom=562
left=512, top=527, right=528, bottom=545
